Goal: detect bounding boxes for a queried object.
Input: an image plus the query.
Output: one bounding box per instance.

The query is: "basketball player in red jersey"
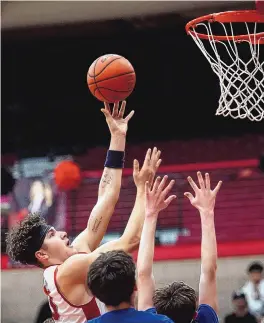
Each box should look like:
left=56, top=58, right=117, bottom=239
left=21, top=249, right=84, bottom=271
left=6, top=101, right=162, bottom=323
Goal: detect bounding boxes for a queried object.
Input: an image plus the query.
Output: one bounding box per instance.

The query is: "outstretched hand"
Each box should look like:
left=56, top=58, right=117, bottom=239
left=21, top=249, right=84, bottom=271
left=145, top=175, right=176, bottom=217
left=184, top=172, right=222, bottom=213
left=133, top=147, right=162, bottom=190
left=101, top=101, right=134, bottom=137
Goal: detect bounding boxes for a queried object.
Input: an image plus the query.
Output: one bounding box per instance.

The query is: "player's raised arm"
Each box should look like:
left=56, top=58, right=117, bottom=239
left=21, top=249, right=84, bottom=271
left=72, top=101, right=134, bottom=252
left=137, top=176, right=176, bottom=311
left=184, top=172, right=222, bottom=313
left=58, top=148, right=162, bottom=285
left=121, top=147, right=162, bottom=250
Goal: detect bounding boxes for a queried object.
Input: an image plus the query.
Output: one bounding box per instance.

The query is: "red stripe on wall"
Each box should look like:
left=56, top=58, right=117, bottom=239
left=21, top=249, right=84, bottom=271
left=132, top=240, right=264, bottom=261
left=82, top=159, right=259, bottom=178
left=1, top=239, right=263, bottom=270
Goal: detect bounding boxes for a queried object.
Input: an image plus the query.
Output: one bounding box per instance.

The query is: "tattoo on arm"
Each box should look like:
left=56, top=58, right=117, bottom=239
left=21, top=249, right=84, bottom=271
left=92, top=216, right=103, bottom=233
left=101, top=170, right=113, bottom=188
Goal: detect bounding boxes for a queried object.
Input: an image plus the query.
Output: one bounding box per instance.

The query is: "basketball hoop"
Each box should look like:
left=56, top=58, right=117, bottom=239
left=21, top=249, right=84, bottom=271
left=186, top=10, right=264, bottom=121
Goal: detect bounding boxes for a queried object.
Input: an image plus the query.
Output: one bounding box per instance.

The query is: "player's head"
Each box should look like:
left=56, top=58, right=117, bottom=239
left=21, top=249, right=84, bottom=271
left=154, top=281, right=197, bottom=323
left=6, top=213, right=76, bottom=267
left=247, top=262, right=263, bottom=284
left=232, top=291, right=247, bottom=312
left=87, top=250, right=136, bottom=307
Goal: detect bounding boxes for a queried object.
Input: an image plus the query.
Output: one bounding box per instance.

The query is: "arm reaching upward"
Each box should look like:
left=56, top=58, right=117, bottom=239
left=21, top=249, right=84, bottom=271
left=72, top=101, right=134, bottom=252
left=57, top=148, right=163, bottom=286
left=185, top=172, right=222, bottom=313
left=137, top=176, right=176, bottom=311
left=122, top=147, right=162, bottom=248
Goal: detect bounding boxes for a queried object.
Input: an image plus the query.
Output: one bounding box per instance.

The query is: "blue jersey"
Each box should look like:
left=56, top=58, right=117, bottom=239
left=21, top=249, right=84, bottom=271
left=88, top=307, right=174, bottom=323
left=196, top=304, right=219, bottom=323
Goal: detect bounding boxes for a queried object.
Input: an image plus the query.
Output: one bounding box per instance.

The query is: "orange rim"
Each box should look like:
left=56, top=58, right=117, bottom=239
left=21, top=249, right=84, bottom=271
left=186, top=10, right=264, bottom=44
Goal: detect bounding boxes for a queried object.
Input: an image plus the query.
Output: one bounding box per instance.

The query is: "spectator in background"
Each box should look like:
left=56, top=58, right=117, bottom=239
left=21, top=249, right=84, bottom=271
left=242, top=262, right=264, bottom=322
left=224, top=292, right=258, bottom=323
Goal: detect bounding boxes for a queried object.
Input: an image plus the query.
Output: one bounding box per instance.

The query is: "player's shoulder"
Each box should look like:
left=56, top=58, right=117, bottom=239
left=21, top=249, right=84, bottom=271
left=143, top=308, right=174, bottom=323
left=197, top=304, right=219, bottom=323
left=43, top=265, right=57, bottom=280
left=87, top=317, right=101, bottom=323
left=57, top=252, right=91, bottom=278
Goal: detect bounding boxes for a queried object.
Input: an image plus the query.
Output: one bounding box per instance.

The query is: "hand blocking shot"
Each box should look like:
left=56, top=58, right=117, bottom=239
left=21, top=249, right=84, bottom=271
left=86, top=175, right=177, bottom=323
left=137, top=172, right=222, bottom=323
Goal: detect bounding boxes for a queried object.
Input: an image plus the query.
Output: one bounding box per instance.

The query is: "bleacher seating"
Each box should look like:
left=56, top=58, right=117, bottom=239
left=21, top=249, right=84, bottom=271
left=67, top=135, right=264, bottom=244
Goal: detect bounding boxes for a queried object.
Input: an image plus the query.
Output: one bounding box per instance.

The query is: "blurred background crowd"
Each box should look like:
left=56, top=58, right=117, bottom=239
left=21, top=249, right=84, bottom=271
left=1, top=1, right=264, bottom=323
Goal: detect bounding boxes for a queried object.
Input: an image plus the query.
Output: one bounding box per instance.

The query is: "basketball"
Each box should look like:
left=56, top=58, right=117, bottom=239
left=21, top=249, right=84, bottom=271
left=87, top=54, right=136, bottom=103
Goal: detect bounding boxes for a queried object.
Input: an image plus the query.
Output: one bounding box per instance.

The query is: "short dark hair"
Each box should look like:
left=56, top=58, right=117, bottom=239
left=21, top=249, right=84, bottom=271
left=232, top=291, right=246, bottom=301
left=87, top=250, right=136, bottom=306
left=6, top=213, right=49, bottom=266
left=154, top=281, right=196, bottom=323
left=248, top=262, right=263, bottom=273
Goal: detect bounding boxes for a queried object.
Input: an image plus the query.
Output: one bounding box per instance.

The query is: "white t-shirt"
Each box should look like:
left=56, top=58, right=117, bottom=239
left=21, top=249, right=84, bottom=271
left=242, top=280, right=264, bottom=317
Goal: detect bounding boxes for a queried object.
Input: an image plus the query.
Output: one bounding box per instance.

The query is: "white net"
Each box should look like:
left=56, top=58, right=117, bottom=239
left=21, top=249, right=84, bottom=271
left=188, top=20, right=264, bottom=121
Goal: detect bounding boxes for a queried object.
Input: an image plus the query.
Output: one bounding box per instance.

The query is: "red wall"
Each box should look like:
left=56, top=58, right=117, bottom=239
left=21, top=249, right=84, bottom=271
left=75, top=134, right=264, bottom=169
left=68, top=135, right=264, bottom=245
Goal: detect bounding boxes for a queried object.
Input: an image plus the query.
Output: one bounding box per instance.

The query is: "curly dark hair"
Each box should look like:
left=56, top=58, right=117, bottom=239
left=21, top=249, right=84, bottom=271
left=6, top=212, right=49, bottom=266
left=87, top=250, right=136, bottom=306
left=154, top=281, right=197, bottom=323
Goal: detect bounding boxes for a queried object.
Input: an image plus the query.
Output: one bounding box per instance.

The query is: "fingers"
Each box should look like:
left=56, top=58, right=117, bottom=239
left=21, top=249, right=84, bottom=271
left=104, top=102, right=111, bottom=113
left=150, top=147, right=160, bottom=164
left=156, top=150, right=161, bottom=161
left=213, top=180, right=222, bottom=195
left=184, top=192, right=194, bottom=202
left=151, top=147, right=158, bottom=161
left=143, top=148, right=151, bottom=167
left=157, top=175, right=168, bottom=192
left=118, top=101, right=126, bottom=118
left=156, top=159, right=162, bottom=169
left=153, top=150, right=161, bottom=169
left=145, top=181, right=150, bottom=196
left=124, top=110, right=135, bottom=122
left=187, top=176, right=199, bottom=193
left=112, top=102, right=119, bottom=118
left=205, top=173, right=211, bottom=190
left=133, top=159, right=140, bottom=175
left=197, top=171, right=205, bottom=190
left=105, top=100, right=133, bottom=121
left=164, top=195, right=177, bottom=207
left=143, top=147, right=161, bottom=170
left=101, top=108, right=111, bottom=119
left=162, top=179, right=175, bottom=197
left=149, top=147, right=161, bottom=173
left=152, top=176, right=161, bottom=193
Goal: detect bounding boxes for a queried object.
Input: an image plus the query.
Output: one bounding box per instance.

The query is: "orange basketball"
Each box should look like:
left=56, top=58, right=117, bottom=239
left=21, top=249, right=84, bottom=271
left=87, top=54, right=136, bottom=103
